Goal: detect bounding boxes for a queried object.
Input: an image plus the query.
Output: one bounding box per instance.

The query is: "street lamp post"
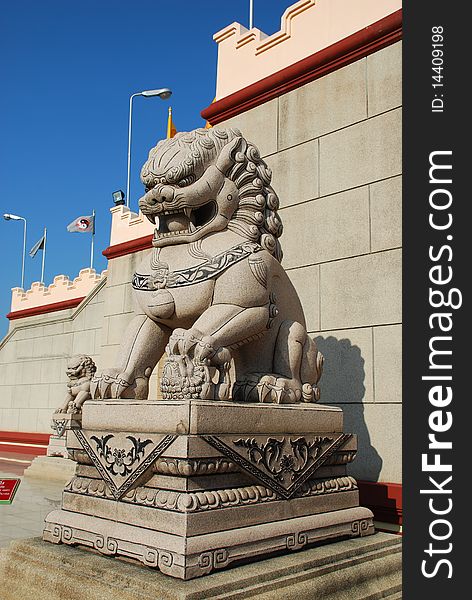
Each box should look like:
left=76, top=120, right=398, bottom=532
left=3, top=213, right=27, bottom=289
left=126, top=88, right=172, bottom=208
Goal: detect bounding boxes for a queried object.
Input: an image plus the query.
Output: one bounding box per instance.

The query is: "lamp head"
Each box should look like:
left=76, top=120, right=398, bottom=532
left=141, top=88, right=172, bottom=99
left=112, top=190, right=126, bottom=206
left=3, top=213, right=22, bottom=221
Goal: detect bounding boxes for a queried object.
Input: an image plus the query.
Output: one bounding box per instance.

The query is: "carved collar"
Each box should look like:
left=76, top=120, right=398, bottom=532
left=132, top=242, right=262, bottom=291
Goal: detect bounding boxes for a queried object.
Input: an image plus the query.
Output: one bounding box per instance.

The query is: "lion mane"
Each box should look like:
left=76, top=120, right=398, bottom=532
left=140, top=128, right=283, bottom=262
left=67, top=354, right=97, bottom=381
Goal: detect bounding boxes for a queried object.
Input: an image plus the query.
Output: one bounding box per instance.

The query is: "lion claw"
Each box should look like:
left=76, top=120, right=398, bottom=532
left=90, top=377, right=99, bottom=400
left=111, top=377, right=132, bottom=399
left=91, top=369, right=133, bottom=399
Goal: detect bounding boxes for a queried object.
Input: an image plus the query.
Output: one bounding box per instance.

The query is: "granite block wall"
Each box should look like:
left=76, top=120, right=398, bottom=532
left=220, top=42, right=402, bottom=483
left=0, top=248, right=160, bottom=434
left=0, top=282, right=106, bottom=433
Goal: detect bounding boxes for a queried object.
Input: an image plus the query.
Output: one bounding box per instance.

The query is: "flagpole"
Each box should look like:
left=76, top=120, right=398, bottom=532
left=167, top=106, right=172, bottom=139
left=126, top=94, right=138, bottom=208
left=40, top=227, right=47, bottom=285
left=90, top=209, right=95, bottom=270
left=21, top=217, right=27, bottom=290
left=249, top=0, right=254, bottom=29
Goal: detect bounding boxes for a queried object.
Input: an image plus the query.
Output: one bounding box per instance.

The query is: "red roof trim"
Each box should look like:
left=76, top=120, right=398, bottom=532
left=102, top=234, right=154, bottom=260
left=6, top=297, right=85, bottom=321
left=201, top=9, right=402, bottom=125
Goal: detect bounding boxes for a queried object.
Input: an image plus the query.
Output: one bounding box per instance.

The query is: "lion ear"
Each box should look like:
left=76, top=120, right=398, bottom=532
left=216, top=136, right=245, bottom=175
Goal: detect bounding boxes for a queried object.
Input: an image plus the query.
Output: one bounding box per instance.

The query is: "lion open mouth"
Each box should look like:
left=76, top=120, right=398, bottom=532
left=151, top=201, right=217, bottom=238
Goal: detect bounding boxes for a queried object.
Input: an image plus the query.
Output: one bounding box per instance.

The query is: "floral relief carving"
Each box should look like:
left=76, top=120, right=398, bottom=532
left=90, top=434, right=153, bottom=477
left=234, top=436, right=333, bottom=483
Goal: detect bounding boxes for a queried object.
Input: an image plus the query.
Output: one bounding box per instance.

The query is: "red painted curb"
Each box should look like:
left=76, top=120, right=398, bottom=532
left=358, top=480, right=402, bottom=526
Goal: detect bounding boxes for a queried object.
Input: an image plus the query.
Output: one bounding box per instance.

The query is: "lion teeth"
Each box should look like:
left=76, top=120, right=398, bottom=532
left=158, top=226, right=196, bottom=238
left=184, top=208, right=192, bottom=218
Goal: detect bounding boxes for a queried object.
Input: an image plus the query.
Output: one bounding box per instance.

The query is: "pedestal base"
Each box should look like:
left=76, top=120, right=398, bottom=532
left=44, top=505, right=373, bottom=580
left=23, top=455, right=76, bottom=483
left=47, top=434, right=70, bottom=458
left=0, top=534, right=401, bottom=599
left=43, top=400, right=374, bottom=580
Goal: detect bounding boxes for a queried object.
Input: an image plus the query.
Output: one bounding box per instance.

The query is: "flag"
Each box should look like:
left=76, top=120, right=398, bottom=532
left=29, top=233, right=46, bottom=258
left=167, top=106, right=177, bottom=139
left=204, top=97, right=215, bottom=129
left=67, top=214, right=94, bottom=233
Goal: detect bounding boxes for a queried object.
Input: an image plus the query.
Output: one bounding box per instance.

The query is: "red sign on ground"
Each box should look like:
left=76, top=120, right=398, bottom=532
left=0, top=478, right=21, bottom=504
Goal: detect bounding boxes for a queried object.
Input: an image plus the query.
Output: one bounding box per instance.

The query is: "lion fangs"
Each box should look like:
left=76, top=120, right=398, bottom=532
left=188, top=222, right=196, bottom=233
left=184, top=208, right=192, bottom=218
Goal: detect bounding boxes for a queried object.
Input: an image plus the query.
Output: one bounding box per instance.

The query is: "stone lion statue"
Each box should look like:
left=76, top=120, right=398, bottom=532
left=92, top=128, right=323, bottom=403
left=57, top=355, right=97, bottom=413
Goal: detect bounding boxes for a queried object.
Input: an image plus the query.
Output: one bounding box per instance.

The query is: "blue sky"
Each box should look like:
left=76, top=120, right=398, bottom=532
left=0, top=0, right=293, bottom=337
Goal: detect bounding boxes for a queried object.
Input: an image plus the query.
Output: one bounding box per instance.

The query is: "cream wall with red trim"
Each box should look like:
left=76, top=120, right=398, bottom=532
left=0, top=252, right=158, bottom=435
left=214, top=0, right=401, bottom=100
left=1, top=277, right=105, bottom=434
left=9, top=268, right=107, bottom=315
left=7, top=204, right=151, bottom=317
left=108, top=205, right=154, bottom=247
left=0, top=205, right=159, bottom=436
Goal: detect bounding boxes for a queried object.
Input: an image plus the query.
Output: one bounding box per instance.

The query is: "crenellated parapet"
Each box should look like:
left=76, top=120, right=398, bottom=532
left=213, top=0, right=402, bottom=100
left=109, top=204, right=155, bottom=247
left=10, top=268, right=107, bottom=315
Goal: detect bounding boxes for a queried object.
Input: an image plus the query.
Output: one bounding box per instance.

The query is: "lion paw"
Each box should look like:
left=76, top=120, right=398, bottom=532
left=233, top=374, right=317, bottom=404
left=258, top=376, right=301, bottom=404
left=163, top=330, right=232, bottom=401
left=66, top=400, right=80, bottom=414
left=91, top=369, right=136, bottom=400
left=168, top=328, right=207, bottom=357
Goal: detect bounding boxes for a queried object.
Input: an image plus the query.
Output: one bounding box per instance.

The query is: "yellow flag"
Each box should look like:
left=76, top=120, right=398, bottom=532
left=204, top=97, right=215, bottom=129
left=167, top=106, right=177, bottom=139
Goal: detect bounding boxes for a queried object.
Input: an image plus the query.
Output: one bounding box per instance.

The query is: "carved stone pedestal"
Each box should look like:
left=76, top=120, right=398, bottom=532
left=47, top=412, right=82, bottom=458
left=43, top=400, right=374, bottom=580
left=24, top=412, right=79, bottom=482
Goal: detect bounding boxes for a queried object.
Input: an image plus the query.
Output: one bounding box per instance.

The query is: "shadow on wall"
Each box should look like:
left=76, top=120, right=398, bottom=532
left=315, top=335, right=382, bottom=482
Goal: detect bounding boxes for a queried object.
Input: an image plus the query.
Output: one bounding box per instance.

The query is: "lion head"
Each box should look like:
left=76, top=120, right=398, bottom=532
left=139, top=128, right=283, bottom=261
left=66, top=354, right=97, bottom=381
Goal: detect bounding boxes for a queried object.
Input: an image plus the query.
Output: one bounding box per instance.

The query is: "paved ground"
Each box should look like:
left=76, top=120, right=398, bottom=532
left=0, top=467, right=63, bottom=548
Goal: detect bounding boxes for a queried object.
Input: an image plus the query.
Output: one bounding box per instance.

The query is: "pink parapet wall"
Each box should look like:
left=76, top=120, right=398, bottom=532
left=109, top=204, right=155, bottom=247
left=9, top=268, right=107, bottom=314
left=214, top=0, right=402, bottom=100
left=8, top=207, right=154, bottom=317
